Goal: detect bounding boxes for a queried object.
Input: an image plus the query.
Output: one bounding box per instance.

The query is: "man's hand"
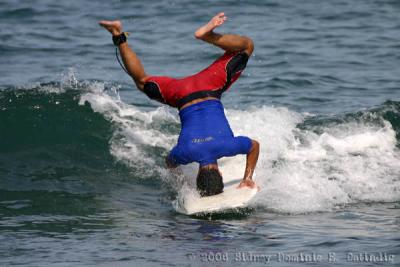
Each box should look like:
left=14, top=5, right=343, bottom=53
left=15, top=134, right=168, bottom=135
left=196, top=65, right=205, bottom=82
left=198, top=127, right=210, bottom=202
left=237, top=179, right=260, bottom=191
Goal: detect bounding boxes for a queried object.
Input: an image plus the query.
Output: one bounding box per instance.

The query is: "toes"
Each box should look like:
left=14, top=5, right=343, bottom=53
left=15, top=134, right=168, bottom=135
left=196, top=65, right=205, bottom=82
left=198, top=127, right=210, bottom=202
left=216, top=17, right=226, bottom=25
left=99, top=20, right=112, bottom=27
left=215, top=12, right=225, bottom=19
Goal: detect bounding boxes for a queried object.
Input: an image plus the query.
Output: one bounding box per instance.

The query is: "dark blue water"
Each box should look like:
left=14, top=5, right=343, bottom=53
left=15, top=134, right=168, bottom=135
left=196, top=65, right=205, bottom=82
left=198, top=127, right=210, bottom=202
left=1, top=0, right=399, bottom=266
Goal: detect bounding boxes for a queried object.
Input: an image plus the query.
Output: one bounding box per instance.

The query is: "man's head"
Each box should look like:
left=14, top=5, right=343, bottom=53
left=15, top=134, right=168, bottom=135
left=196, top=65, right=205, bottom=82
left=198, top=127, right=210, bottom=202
left=196, top=165, right=224, bottom=197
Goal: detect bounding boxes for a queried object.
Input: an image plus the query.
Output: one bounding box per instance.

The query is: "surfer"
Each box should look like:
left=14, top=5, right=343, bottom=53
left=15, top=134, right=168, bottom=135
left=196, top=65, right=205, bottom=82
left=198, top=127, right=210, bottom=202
left=100, top=12, right=259, bottom=196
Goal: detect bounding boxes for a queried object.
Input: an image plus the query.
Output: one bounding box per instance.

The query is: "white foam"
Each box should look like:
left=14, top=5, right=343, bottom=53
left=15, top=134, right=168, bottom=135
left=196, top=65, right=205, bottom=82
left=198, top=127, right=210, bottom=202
left=227, top=108, right=400, bottom=213
left=79, top=90, right=178, bottom=177
left=79, top=88, right=400, bottom=213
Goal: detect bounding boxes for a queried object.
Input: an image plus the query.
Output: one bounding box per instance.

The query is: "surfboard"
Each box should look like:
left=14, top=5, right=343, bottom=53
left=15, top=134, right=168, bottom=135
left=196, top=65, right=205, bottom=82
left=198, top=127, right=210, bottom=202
left=173, top=159, right=259, bottom=215
left=178, top=179, right=258, bottom=215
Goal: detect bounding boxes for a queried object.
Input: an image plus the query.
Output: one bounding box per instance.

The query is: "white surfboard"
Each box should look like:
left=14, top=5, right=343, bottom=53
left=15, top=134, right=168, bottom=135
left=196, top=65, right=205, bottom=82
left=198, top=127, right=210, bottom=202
left=173, top=158, right=259, bottom=215
left=180, top=179, right=258, bottom=215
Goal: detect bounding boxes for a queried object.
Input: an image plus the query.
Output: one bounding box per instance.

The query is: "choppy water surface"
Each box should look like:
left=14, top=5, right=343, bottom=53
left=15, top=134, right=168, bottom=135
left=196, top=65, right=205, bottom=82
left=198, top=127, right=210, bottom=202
left=0, top=0, right=399, bottom=266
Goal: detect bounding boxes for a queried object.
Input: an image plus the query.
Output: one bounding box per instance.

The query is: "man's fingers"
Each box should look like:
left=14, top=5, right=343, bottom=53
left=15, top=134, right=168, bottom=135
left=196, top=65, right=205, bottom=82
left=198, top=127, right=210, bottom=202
left=237, top=180, right=257, bottom=189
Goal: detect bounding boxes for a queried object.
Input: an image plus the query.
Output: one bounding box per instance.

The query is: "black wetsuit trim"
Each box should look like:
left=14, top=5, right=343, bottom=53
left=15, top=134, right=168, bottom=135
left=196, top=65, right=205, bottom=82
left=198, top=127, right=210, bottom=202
left=143, top=81, right=166, bottom=103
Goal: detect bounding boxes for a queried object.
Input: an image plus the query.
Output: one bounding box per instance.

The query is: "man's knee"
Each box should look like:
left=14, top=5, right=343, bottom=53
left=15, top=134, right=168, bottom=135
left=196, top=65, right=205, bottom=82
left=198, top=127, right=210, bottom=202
left=244, top=37, right=254, bottom=56
left=135, top=76, right=150, bottom=91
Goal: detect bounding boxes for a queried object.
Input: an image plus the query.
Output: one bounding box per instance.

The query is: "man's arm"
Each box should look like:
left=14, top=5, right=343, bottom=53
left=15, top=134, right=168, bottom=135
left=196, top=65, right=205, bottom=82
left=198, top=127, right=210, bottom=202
left=165, top=156, right=178, bottom=169
left=238, top=139, right=260, bottom=189
left=166, top=156, right=185, bottom=177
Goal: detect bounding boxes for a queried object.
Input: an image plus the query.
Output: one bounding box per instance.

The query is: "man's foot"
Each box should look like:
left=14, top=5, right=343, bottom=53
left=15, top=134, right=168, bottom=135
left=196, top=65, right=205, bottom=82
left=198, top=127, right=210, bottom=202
left=99, top=20, right=122, bottom=36
left=194, top=12, right=227, bottom=39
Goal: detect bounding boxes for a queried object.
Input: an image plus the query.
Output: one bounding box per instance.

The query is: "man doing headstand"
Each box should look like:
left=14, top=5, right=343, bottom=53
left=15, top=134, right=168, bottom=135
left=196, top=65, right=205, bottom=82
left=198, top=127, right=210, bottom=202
left=100, top=12, right=259, bottom=196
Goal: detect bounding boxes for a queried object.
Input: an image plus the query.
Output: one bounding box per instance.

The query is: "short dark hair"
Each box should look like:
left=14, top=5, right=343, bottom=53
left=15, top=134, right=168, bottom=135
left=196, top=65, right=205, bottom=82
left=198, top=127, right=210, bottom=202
left=196, top=168, right=224, bottom=197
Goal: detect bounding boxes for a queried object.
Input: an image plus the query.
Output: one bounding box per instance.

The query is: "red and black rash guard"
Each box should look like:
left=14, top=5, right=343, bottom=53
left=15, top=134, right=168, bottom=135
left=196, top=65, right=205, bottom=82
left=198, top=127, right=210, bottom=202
left=142, top=51, right=249, bottom=108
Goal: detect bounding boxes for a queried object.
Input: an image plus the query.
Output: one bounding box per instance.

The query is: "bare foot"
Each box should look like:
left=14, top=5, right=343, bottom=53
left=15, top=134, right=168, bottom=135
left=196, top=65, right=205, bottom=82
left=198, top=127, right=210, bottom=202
left=194, top=12, right=227, bottom=39
left=99, top=20, right=122, bottom=36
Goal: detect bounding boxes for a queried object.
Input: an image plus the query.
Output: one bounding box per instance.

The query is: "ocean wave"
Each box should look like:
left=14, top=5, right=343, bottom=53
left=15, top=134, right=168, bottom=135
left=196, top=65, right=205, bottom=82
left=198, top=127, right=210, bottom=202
left=0, top=82, right=399, bottom=213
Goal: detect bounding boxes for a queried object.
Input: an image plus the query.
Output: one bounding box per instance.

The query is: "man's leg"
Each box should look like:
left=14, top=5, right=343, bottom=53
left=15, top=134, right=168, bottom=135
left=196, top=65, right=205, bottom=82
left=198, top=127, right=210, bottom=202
left=194, top=12, right=254, bottom=56
left=99, top=20, right=148, bottom=90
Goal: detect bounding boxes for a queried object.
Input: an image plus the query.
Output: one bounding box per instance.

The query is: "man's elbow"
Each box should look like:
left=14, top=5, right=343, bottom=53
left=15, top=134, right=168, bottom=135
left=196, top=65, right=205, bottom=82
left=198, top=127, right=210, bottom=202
left=165, top=157, right=177, bottom=169
left=251, top=139, right=259, bottom=152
